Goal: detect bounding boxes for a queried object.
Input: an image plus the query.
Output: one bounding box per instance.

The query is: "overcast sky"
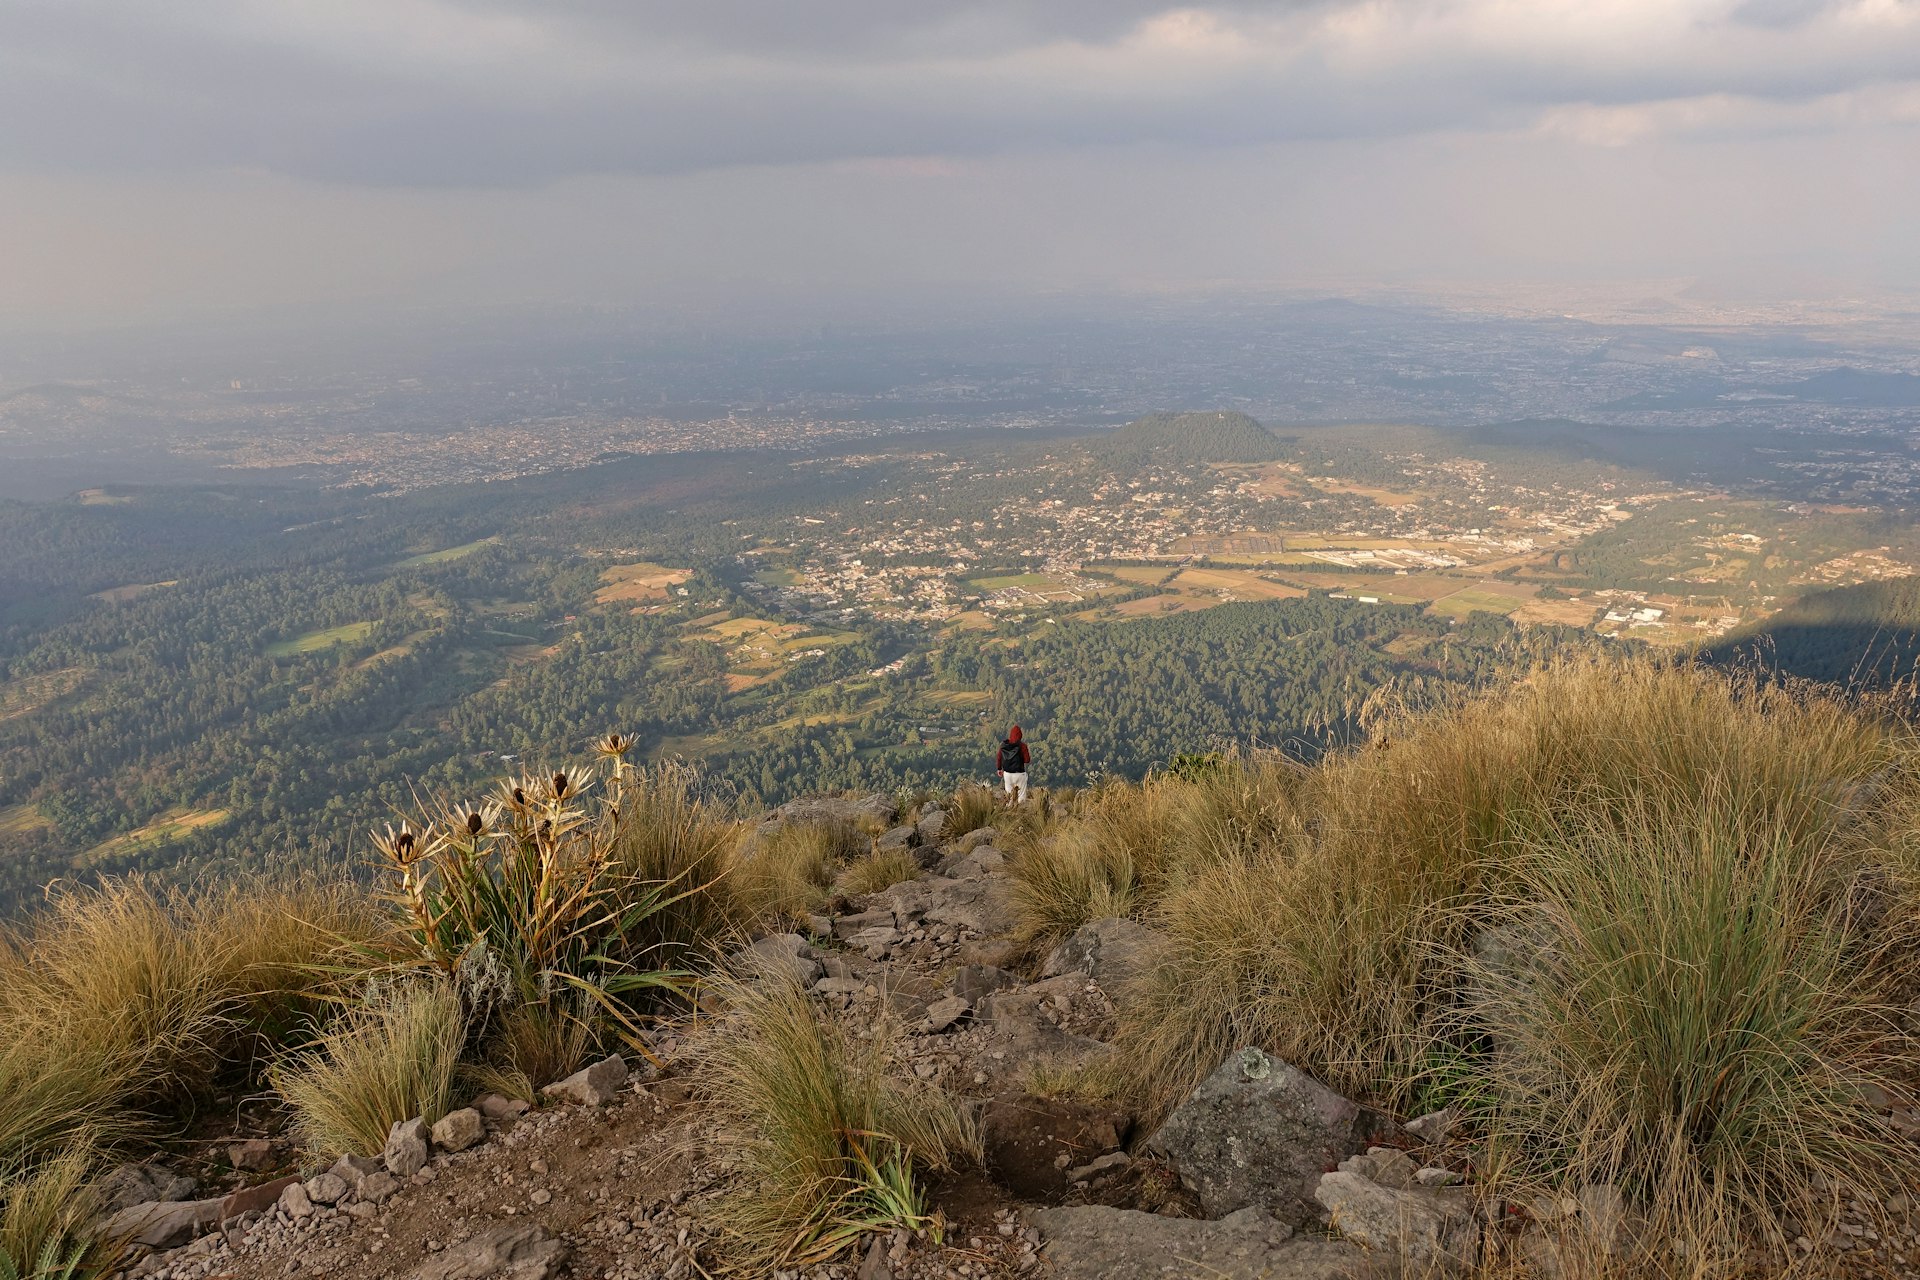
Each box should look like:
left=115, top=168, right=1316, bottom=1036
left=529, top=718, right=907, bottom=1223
left=3, top=0, right=1918, bottom=330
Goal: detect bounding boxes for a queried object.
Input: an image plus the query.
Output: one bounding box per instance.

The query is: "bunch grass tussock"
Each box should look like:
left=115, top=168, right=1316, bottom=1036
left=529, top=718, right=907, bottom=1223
left=730, top=818, right=864, bottom=924
left=272, top=981, right=464, bottom=1157
left=1093, top=658, right=1919, bottom=1267
left=835, top=847, right=922, bottom=898
left=696, top=963, right=976, bottom=1269
left=609, top=761, right=742, bottom=963
left=0, top=1143, right=115, bottom=1280
left=1006, top=755, right=1299, bottom=948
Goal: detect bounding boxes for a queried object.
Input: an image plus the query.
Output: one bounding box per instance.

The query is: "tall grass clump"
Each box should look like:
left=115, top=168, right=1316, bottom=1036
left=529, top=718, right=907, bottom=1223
left=1475, top=795, right=1917, bottom=1255
left=1118, top=657, right=1913, bottom=1161
left=1006, top=779, right=1183, bottom=945
left=730, top=819, right=863, bottom=924
left=610, top=761, right=742, bottom=964
left=836, top=848, right=921, bottom=898
left=272, top=982, right=464, bottom=1157
left=0, top=872, right=374, bottom=1194
left=1006, top=761, right=1296, bottom=948
left=0, top=1144, right=116, bottom=1280
left=698, top=964, right=976, bottom=1269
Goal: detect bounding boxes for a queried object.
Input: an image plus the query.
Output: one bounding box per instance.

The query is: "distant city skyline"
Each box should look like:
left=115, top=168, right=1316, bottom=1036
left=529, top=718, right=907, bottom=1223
left=3, top=1, right=1918, bottom=330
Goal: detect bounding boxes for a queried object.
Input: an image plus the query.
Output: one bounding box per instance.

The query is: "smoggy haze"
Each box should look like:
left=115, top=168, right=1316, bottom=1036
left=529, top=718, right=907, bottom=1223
left=3, top=0, right=1919, bottom=327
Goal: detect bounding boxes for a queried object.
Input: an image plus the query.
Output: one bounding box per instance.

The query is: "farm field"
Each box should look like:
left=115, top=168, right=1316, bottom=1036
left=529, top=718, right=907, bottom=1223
left=394, top=539, right=494, bottom=568
left=595, top=561, right=693, bottom=605
left=1427, top=581, right=1537, bottom=619
left=82, top=807, right=231, bottom=863
left=266, top=621, right=376, bottom=656
left=1169, top=567, right=1306, bottom=601
left=0, top=804, right=48, bottom=836
left=89, top=580, right=178, bottom=604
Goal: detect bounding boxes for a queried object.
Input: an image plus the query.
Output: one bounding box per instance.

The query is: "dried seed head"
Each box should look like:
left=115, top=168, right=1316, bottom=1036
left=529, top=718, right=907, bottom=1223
left=553, top=771, right=570, bottom=799
left=466, top=811, right=484, bottom=837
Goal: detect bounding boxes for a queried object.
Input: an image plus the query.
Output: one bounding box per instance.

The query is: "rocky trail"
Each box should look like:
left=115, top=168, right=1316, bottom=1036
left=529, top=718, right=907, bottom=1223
left=97, top=794, right=1920, bottom=1280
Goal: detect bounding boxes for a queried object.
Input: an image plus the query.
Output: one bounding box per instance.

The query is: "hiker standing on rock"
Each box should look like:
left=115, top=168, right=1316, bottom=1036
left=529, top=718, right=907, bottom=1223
left=997, top=725, right=1031, bottom=805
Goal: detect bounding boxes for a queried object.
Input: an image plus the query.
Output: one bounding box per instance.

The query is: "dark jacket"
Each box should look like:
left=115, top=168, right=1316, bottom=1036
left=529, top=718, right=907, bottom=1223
left=997, top=739, right=1030, bottom=773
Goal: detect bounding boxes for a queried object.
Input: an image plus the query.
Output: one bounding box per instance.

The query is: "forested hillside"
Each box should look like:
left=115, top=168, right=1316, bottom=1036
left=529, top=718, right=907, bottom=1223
left=1708, top=576, right=1920, bottom=686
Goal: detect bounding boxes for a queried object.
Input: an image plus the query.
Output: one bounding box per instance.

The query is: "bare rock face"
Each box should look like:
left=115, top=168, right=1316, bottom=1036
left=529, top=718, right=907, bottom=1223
left=1030, top=1205, right=1363, bottom=1280
left=740, top=932, right=823, bottom=986
left=874, top=874, right=1014, bottom=937
left=1313, top=1170, right=1479, bottom=1271
left=950, top=963, right=1017, bottom=1004
left=980, top=1094, right=1130, bottom=1202
left=770, top=793, right=896, bottom=829
left=1146, top=1047, right=1386, bottom=1224
left=1041, top=916, right=1163, bottom=1004
left=432, top=1106, right=487, bottom=1153
left=541, top=1054, right=628, bottom=1106
left=95, top=1163, right=197, bottom=1215
left=406, top=1223, right=570, bottom=1280
left=226, top=1137, right=275, bottom=1172
left=98, top=1197, right=224, bottom=1250
left=219, top=1175, right=300, bottom=1221
left=385, top=1116, right=432, bottom=1177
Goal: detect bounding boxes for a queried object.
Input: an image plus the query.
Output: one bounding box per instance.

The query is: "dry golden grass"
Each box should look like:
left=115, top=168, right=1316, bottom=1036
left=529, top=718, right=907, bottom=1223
left=272, top=982, right=464, bottom=1158
left=1100, top=659, right=1918, bottom=1268
left=696, top=964, right=976, bottom=1269
left=611, top=761, right=743, bottom=964
left=836, top=848, right=921, bottom=898
left=730, top=819, right=864, bottom=924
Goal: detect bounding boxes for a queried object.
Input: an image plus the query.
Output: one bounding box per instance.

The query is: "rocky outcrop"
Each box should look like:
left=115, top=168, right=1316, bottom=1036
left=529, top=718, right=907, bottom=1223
left=1030, top=1205, right=1363, bottom=1280
left=540, top=1054, right=629, bottom=1106
left=96, top=1164, right=197, bottom=1215
left=1315, top=1167, right=1479, bottom=1271
left=99, top=1197, right=224, bottom=1250
left=1146, top=1047, right=1385, bottom=1224
left=385, top=1117, right=432, bottom=1177
left=406, top=1223, right=569, bottom=1280
left=740, top=932, right=823, bottom=985
left=1040, top=916, right=1162, bottom=1003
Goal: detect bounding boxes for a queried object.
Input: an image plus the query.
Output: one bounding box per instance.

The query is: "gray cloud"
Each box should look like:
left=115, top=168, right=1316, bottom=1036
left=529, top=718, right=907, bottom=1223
left=4, top=1, right=1918, bottom=187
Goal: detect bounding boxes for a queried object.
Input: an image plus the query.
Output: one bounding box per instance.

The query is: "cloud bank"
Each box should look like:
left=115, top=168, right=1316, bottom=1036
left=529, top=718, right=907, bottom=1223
left=2, top=1, right=1917, bottom=325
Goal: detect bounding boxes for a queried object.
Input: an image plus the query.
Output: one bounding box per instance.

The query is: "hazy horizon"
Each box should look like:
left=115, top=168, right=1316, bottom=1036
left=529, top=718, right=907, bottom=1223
left=3, top=1, right=1919, bottom=335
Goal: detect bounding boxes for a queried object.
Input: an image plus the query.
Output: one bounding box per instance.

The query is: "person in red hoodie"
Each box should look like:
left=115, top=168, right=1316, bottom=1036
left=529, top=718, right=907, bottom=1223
left=996, top=724, right=1031, bottom=805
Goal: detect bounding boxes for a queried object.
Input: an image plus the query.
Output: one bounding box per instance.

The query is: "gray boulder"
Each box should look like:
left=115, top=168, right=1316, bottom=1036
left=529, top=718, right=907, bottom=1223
left=303, top=1172, right=350, bottom=1206
left=384, top=1117, right=431, bottom=1177
left=1146, top=1047, right=1385, bottom=1224
left=740, top=932, right=823, bottom=986
left=432, top=1106, right=487, bottom=1153
left=1041, top=916, right=1162, bottom=1003
left=98, top=1197, right=223, bottom=1250
left=875, top=873, right=1013, bottom=936
left=951, top=963, right=1018, bottom=1003
left=1314, top=1171, right=1479, bottom=1271
left=916, top=807, right=947, bottom=842
left=541, top=1054, right=628, bottom=1106
left=407, top=1223, right=570, bottom=1280
left=771, top=793, right=895, bottom=829
left=1031, top=1205, right=1362, bottom=1280
left=874, top=824, right=919, bottom=855
left=95, top=1163, right=197, bottom=1215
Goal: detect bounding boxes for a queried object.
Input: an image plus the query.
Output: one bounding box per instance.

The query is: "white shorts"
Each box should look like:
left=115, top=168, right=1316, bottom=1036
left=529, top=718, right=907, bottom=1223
left=1001, top=771, right=1029, bottom=802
